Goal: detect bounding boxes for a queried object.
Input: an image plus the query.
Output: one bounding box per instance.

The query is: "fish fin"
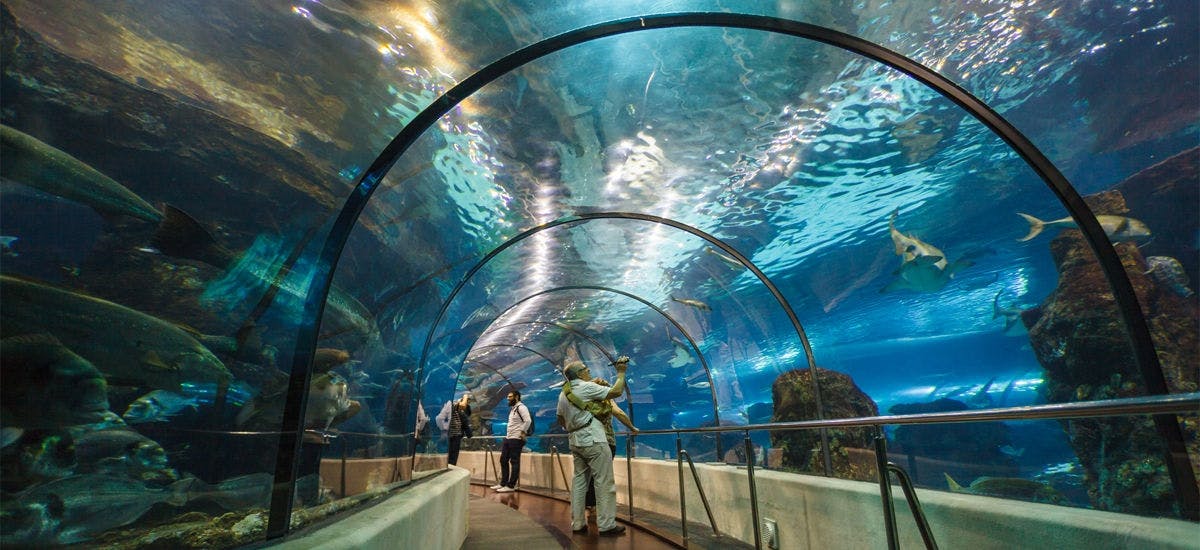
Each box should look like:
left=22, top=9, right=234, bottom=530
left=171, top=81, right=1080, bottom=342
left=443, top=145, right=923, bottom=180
left=1016, top=213, right=1044, bottom=242
left=142, top=351, right=177, bottom=371
left=944, top=472, right=964, bottom=492
left=993, top=291, right=1004, bottom=319
left=1, top=332, right=64, bottom=347
left=152, top=204, right=236, bottom=269
left=913, top=255, right=943, bottom=266
left=880, top=279, right=909, bottom=293
left=1115, top=217, right=1129, bottom=233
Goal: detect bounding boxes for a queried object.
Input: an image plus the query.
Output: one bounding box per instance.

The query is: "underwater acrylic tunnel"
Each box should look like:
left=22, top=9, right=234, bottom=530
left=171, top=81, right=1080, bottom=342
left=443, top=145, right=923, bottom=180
left=272, top=13, right=1193, bottom=535
left=2, top=3, right=1196, bottom=547
left=267, top=12, right=1195, bottom=535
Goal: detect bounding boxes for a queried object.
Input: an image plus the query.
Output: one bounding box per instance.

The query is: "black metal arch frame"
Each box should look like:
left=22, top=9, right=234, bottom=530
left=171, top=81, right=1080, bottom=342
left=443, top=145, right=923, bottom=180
left=267, top=12, right=1193, bottom=537
left=449, top=283, right=725, bottom=445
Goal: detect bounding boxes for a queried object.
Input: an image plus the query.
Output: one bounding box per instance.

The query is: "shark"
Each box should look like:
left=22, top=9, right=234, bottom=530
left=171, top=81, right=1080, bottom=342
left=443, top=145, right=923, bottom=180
left=881, top=209, right=973, bottom=293
left=992, top=291, right=1028, bottom=336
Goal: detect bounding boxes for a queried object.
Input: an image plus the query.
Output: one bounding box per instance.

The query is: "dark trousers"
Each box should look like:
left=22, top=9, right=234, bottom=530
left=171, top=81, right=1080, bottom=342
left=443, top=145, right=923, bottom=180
left=584, top=444, right=617, bottom=507
left=499, top=438, right=524, bottom=487
left=448, top=435, right=463, bottom=465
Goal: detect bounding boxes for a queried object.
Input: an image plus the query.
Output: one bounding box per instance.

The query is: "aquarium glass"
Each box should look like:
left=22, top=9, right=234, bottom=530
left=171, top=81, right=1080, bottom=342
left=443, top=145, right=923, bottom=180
left=1, top=0, right=1195, bottom=547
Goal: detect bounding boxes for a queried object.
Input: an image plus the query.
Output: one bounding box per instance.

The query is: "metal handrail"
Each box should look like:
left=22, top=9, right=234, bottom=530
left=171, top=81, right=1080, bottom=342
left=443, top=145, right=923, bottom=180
left=616, top=392, right=1199, bottom=436
left=745, top=435, right=762, bottom=550
left=483, top=442, right=497, bottom=486
left=678, top=449, right=721, bottom=538
left=875, top=427, right=939, bottom=550
left=163, top=393, right=1199, bottom=443
left=888, top=463, right=937, bottom=550
left=549, top=445, right=571, bottom=495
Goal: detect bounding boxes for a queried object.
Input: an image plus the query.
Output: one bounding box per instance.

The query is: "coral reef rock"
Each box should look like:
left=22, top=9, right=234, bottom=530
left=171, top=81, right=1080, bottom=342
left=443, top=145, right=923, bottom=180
left=770, top=367, right=878, bottom=480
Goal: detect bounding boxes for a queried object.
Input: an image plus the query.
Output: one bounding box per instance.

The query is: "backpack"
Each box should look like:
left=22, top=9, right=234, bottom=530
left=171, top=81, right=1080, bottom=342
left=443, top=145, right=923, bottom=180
left=520, top=404, right=534, bottom=436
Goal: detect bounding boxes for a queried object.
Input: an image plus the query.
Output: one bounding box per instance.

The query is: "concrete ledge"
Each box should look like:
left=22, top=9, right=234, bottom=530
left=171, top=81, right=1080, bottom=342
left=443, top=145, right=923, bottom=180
left=270, top=467, right=470, bottom=550
left=455, top=451, right=1198, bottom=549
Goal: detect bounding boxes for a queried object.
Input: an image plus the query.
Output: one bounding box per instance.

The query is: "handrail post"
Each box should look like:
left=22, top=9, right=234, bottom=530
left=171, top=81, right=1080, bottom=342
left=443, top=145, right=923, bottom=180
left=677, top=433, right=690, bottom=546
left=549, top=444, right=556, bottom=495
left=340, top=434, right=347, bottom=498
left=875, top=426, right=900, bottom=550
left=551, top=444, right=571, bottom=495
left=679, top=450, right=720, bottom=537
left=626, top=434, right=635, bottom=521
left=887, top=463, right=939, bottom=550
left=489, top=441, right=500, bottom=484
left=745, top=434, right=762, bottom=550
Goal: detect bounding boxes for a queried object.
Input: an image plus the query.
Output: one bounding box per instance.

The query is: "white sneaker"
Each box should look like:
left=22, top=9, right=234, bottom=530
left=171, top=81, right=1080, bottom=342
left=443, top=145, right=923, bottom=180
left=489, top=484, right=503, bottom=490
left=495, top=486, right=516, bottom=493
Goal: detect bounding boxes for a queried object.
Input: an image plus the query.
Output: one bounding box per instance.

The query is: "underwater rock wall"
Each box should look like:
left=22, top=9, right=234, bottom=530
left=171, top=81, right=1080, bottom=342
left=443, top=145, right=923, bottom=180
left=1023, top=155, right=1199, bottom=516
left=770, top=367, right=878, bottom=481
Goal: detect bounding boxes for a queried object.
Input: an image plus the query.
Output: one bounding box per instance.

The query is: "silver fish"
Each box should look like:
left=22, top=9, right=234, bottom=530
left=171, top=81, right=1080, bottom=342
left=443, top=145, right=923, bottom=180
left=704, top=246, right=745, bottom=270
left=2, top=475, right=191, bottom=545
left=1145, top=256, right=1194, bottom=297
left=671, top=296, right=711, bottom=312
left=122, top=390, right=202, bottom=424
left=1016, top=212, right=1150, bottom=242
left=0, top=125, right=162, bottom=223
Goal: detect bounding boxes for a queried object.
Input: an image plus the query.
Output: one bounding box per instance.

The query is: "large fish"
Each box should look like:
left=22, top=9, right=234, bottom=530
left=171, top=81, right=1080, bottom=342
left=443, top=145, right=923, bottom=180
left=0, top=334, right=110, bottom=429
left=1016, top=212, right=1150, bottom=242
left=944, top=472, right=1064, bottom=504
left=1145, top=255, right=1194, bottom=297
left=0, top=275, right=232, bottom=392
left=0, top=474, right=192, bottom=546
left=882, top=209, right=972, bottom=293
left=0, top=125, right=162, bottom=223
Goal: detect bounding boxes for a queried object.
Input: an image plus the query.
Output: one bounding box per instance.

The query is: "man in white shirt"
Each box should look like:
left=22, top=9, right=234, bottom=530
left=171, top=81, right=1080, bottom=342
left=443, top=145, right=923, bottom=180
left=493, top=390, right=531, bottom=492
left=556, top=356, right=628, bottom=536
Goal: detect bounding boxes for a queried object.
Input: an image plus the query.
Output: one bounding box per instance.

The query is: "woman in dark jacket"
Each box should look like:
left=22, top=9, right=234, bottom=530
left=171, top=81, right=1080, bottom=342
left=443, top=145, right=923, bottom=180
left=447, top=393, right=472, bottom=465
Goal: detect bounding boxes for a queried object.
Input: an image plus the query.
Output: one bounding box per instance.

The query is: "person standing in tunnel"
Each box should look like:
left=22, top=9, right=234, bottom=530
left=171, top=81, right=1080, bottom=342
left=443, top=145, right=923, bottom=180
left=557, top=356, right=629, bottom=536
left=566, top=376, right=637, bottom=512
left=445, top=393, right=471, bottom=466
left=492, top=390, right=531, bottom=493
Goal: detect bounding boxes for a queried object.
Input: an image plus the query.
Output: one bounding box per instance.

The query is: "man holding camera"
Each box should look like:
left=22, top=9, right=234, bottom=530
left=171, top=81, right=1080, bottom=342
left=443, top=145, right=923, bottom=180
left=556, top=356, right=629, bottom=537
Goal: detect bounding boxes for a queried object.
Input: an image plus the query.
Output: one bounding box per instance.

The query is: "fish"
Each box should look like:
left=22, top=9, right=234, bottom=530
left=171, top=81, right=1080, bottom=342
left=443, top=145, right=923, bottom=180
left=305, top=373, right=360, bottom=431
left=882, top=209, right=973, bottom=293
left=121, top=390, right=202, bottom=424
left=704, top=246, right=745, bottom=270
left=73, top=428, right=175, bottom=482
left=998, top=445, right=1025, bottom=458
left=2, top=427, right=24, bottom=448
left=0, top=275, right=232, bottom=393
left=992, top=291, right=1027, bottom=336
left=0, top=334, right=111, bottom=429
left=0, top=474, right=192, bottom=545
left=944, top=472, right=1064, bottom=504
left=671, top=296, right=711, bottom=312
left=668, top=346, right=692, bottom=368
left=0, top=235, right=17, bottom=257
left=1016, top=212, right=1150, bottom=242
left=638, top=374, right=667, bottom=383
left=0, top=125, right=162, bottom=223
left=1145, top=256, right=1194, bottom=297
left=687, top=381, right=712, bottom=390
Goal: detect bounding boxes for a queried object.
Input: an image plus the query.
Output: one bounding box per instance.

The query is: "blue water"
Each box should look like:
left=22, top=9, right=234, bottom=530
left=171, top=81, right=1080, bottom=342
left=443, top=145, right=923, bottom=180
left=0, top=1, right=1194, bottom=545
